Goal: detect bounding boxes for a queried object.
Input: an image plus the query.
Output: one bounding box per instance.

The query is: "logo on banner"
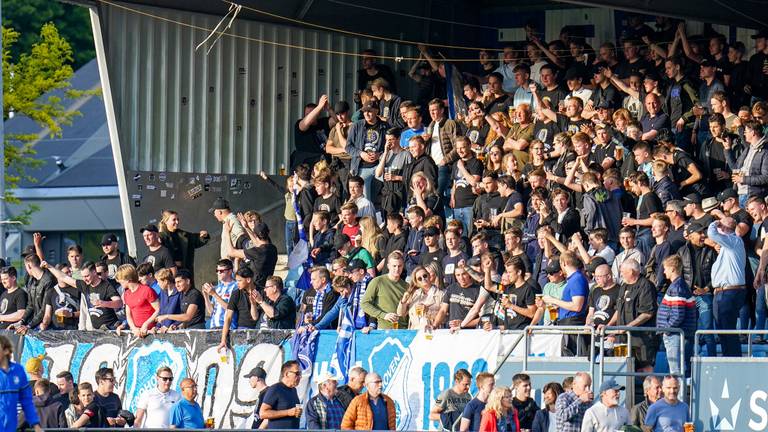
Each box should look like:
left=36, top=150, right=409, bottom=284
left=367, top=337, right=413, bottom=428
left=709, top=380, right=741, bottom=430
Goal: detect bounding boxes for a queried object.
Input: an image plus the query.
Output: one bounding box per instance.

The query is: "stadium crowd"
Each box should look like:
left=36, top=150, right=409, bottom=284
left=1, top=14, right=767, bottom=432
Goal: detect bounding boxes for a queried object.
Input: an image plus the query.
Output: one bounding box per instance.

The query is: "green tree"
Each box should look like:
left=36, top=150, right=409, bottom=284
left=3, top=0, right=94, bottom=68
left=3, top=23, right=98, bottom=222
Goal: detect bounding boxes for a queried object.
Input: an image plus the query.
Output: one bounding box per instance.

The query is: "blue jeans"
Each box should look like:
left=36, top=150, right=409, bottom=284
left=663, top=333, right=693, bottom=378
left=358, top=166, right=377, bottom=201
left=696, top=127, right=711, bottom=150
left=757, top=286, right=768, bottom=333
left=714, top=288, right=746, bottom=357
left=696, top=295, right=717, bottom=356
left=438, top=164, right=452, bottom=219
left=636, top=228, right=652, bottom=262
left=285, top=220, right=297, bottom=257
left=452, top=207, right=473, bottom=237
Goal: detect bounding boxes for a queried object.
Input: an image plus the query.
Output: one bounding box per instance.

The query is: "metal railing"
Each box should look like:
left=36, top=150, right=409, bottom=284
left=693, top=329, right=768, bottom=357
left=522, top=325, right=597, bottom=381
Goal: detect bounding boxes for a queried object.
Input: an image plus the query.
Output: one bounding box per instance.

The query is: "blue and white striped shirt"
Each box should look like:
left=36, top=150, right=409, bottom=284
left=210, top=279, right=237, bottom=328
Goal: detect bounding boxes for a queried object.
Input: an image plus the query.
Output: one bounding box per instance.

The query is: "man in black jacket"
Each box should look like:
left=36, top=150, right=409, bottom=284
left=345, top=101, right=388, bottom=200
left=402, top=136, right=438, bottom=202
left=16, top=254, right=56, bottom=335
left=540, top=188, right=581, bottom=242
left=99, top=233, right=136, bottom=280
left=677, top=222, right=717, bottom=356
left=33, top=379, right=66, bottom=429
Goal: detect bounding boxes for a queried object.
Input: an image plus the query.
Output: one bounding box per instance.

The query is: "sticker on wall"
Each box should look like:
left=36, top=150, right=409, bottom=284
left=159, top=173, right=167, bottom=182
left=170, top=193, right=176, bottom=200
left=149, top=173, right=155, bottom=182
left=211, top=187, right=222, bottom=193
left=133, top=173, right=141, bottom=181
left=187, top=184, right=203, bottom=200
left=205, top=175, right=213, bottom=184
left=131, top=194, right=142, bottom=200
left=204, top=184, right=210, bottom=192
left=146, top=185, right=156, bottom=190
left=137, top=185, right=143, bottom=191
left=134, top=200, right=141, bottom=207
left=243, top=181, right=251, bottom=190
left=160, top=190, right=167, bottom=198
left=165, top=182, right=174, bottom=188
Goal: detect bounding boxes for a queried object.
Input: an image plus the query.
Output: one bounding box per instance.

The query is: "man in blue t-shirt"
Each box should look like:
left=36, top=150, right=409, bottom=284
left=644, top=376, right=689, bottom=432
left=459, top=372, right=495, bottom=432
left=543, top=251, right=589, bottom=356
left=259, top=360, right=302, bottom=429
left=169, top=378, right=205, bottom=429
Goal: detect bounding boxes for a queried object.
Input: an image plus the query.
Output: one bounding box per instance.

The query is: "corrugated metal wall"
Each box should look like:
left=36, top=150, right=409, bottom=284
left=100, top=2, right=416, bottom=175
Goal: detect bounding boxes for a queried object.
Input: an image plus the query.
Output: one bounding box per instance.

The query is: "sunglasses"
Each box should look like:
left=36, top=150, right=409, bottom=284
left=158, top=376, right=174, bottom=382
left=416, top=274, right=430, bottom=282
left=216, top=269, right=231, bottom=273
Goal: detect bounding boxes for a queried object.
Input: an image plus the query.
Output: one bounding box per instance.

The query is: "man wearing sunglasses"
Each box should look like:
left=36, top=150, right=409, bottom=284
left=202, top=259, right=237, bottom=329
left=94, top=367, right=125, bottom=427
left=170, top=378, right=205, bottom=429
left=135, top=366, right=180, bottom=428
left=259, top=360, right=303, bottom=430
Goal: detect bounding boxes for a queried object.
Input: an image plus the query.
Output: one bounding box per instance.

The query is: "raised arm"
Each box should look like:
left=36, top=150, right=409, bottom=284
left=298, top=95, right=329, bottom=132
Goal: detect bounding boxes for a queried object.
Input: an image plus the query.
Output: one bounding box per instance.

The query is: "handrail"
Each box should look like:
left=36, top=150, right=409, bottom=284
left=693, top=329, right=768, bottom=358
left=522, top=325, right=597, bottom=392
left=491, top=330, right=526, bottom=376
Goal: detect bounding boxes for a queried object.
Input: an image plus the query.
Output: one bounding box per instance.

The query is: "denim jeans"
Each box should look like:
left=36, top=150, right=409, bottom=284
left=358, top=166, right=377, bottom=201
left=452, top=207, right=473, bottom=237
left=714, top=288, right=746, bottom=357
left=663, top=333, right=693, bottom=378
left=285, top=220, right=297, bottom=257
left=756, top=286, right=768, bottom=333
left=636, top=228, right=652, bottom=262
left=696, top=295, right=717, bottom=356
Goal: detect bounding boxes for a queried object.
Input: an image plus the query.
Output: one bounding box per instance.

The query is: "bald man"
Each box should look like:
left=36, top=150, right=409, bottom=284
left=707, top=218, right=746, bottom=356
left=554, top=372, right=593, bottom=431
left=169, top=378, right=204, bottom=429
left=341, top=373, right=396, bottom=430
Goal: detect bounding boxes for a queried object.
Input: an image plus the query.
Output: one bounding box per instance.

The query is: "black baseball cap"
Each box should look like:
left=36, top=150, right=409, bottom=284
left=717, top=188, right=738, bottom=201
left=751, top=29, right=768, bottom=39
left=139, top=224, right=159, bottom=233
left=101, top=233, right=118, bottom=245
left=21, top=245, right=36, bottom=258
left=700, top=58, right=717, bottom=68
left=346, top=258, right=367, bottom=272
left=244, top=367, right=267, bottom=379
left=545, top=258, right=561, bottom=274
left=210, top=197, right=230, bottom=211
left=334, top=101, right=350, bottom=114
left=685, top=222, right=707, bottom=235
left=361, top=101, right=379, bottom=113
left=683, top=193, right=702, bottom=205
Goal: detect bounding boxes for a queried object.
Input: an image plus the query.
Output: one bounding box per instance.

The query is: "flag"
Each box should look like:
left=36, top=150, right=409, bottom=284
left=445, top=63, right=467, bottom=120
left=329, top=304, right=355, bottom=383
left=290, top=326, right=319, bottom=372
left=288, top=172, right=313, bottom=292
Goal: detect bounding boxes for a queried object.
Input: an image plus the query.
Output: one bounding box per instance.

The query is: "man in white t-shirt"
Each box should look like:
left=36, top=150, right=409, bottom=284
left=135, top=366, right=181, bottom=428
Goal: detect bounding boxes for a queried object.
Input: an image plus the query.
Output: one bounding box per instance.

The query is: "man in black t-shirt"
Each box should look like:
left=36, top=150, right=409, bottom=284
left=99, top=233, right=136, bottom=280
left=291, top=95, right=332, bottom=171
left=259, top=360, right=302, bottom=430
left=586, top=264, right=620, bottom=329
left=497, top=257, right=537, bottom=330
left=223, top=220, right=278, bottom=290
left=436, top=265, right=481, bottom=330
left=94, top=367, right=124, bottom=427
left=140, top=224, right=176, bottom=275
left=217, top=267, right=260, bottom=355
left=451, top=137, right=483, bottom=235
left=45, top=261, right=122, bottom=330
left=0, top=267, right=28, bottom=329
left=155, top=270, right=205, bottom=330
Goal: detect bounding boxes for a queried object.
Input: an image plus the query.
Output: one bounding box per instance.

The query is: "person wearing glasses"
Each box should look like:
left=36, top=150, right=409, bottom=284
left=341, top=372, right=396, bottom=430
left=93, top=367, right=125, bottom=427
left=202, top=259, right=237, bottom=329
left=135, top=366, right=180, bottom=428
left=169, top=378, right=204, bottom=429
left=259, top=360, right=303, bottom=430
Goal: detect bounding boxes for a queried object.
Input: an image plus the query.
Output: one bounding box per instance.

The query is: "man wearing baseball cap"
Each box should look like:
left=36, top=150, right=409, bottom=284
left=242, top=367, right=269, bottom=429
left=325, top=101, right=353, bottom=197
left=306, top=372, right=345, bottom=430
left=139, top=224, right=176, bottom=275
left=581, top=378, right=629, bottom=431
left=100, top=233, right=136, bottom=280
left=345, top=98, right=387, bottom=201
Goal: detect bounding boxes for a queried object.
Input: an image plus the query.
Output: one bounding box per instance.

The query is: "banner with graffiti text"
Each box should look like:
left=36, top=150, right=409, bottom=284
left=13, top=329, right=501, bottom=430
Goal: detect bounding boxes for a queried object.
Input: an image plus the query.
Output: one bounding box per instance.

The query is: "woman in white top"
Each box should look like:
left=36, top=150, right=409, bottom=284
left=397, top=265, right=444, bottom=330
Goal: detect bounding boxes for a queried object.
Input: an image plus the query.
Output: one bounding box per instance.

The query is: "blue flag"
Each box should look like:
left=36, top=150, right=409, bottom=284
left=290, top=327, right=319, bottom=372
left=329, top=305, right=355, bottom=383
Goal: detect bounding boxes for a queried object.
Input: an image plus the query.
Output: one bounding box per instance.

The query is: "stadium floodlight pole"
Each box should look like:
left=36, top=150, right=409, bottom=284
left=0, top=0, right=6, bottom=262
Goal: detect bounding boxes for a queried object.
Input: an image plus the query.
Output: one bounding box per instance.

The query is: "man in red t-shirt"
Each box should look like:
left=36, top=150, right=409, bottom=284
left=116, top=264, right=159, bottom=337
left=339, top=202, right=361, bottom=241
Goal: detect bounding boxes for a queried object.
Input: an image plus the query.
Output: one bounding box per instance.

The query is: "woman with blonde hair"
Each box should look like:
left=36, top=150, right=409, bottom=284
left=396, top=265, right=443, bottom=330
left=408, top=171, right=443, bottom=218
left=479, top=387, right=520, bottom=432
left=359, top=216, right=385, bottom=264
left=424, top=260, right=445, bottom=290
left=612, top=108, right=632, bottom=134
left=484, top=143, right=505, bottom=173
left=158, top=209, right=210, bottom=273
left=485, top=111, right=513, bottom=151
